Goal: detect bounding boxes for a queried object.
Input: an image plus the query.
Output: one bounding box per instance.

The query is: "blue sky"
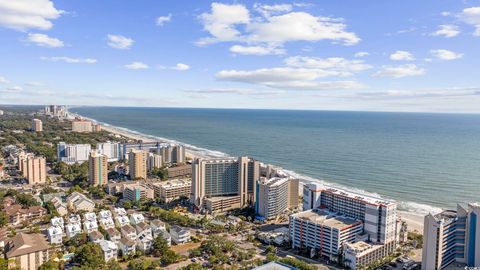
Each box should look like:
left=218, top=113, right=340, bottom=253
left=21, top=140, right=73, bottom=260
left=1, top=0, right=480, bottom=112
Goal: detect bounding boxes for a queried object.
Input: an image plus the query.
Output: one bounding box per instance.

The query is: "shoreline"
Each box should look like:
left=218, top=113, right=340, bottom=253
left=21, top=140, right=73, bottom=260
left=80, top=113, right=427, bottom=233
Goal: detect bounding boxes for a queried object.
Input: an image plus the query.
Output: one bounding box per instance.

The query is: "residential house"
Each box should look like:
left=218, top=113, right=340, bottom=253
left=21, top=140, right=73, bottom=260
left=50, top=217, right=65, bottom=231
left=66, top=192, right=95, bottom=212
left=170, top=225, right=190, bottom=244
left=89, top=231, right=104, bottom=244
left=115, top=215, right=130, bottom=227
left=136, top=231, right=153, bottom=252
left=129, top=213, right=145, bottom=225
left=99, top=240, right=118, bottom=262
left=150, top=220, right=166, bottom=238
left=106, top=228, right=121, bottom=244
left=66, top=223, right=82, bottom=239
left=47, top=226, right=63, bottom=245
left=50, top=197, right=68, bottom=217
left=83, top=219, right=98, bottom=234
left=68, top=214, right=82, bottom=226
left=118, top=237, right=136, bottom=256
left=120, top=224, right=136, bottom=241
left=113, top=207, right=127, bottom=217
left=135, top=222, right=152, bottom=236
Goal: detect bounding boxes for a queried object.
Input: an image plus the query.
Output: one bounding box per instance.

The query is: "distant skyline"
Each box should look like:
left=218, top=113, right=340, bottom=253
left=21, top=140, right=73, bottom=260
left=1, top=0, right=480, bottom=113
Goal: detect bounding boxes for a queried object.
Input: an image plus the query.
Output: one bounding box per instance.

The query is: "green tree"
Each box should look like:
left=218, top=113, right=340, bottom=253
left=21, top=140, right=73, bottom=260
left=73, top=243, right=105, bottom=268
left=152, top=235, right=169, bottom=257
left=39, top=259, right=59, bottom=270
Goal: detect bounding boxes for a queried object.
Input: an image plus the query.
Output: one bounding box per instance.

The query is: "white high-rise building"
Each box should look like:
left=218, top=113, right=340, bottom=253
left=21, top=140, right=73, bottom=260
left=422, top=203, right=480, bottom=269
left=97, top=142, right=121, bottom=162
left=57, top=142, right=91, bottom=164
left=255, top=177, right=299, bottom=220
left=147, top=153, right=163, bottom=171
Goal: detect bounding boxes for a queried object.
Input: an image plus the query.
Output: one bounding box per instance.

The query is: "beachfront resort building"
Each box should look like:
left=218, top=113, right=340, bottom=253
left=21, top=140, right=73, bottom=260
left=422, top=203, right=480, bottom=269
left=97, top=142, right=121, bottom=162
left=255, top=177, right=299, bottom=220
left=88, top=151, right=108, bottom=186
left=71, top=119, right=93, bottom=132
left=32, top=119, right=43, bottom=132
left=4, top=233, right=54, bottom=270
left=128, top=149, right=148, bottom=179
left=57, top=142, right=91, bottom=164
left=191, top=156, right=260, bottom=213
left=292, top=183, right=398, bottom=267
left=147, top=153, right=163, bottom=171
left=123, top=183, right=154, bottom=202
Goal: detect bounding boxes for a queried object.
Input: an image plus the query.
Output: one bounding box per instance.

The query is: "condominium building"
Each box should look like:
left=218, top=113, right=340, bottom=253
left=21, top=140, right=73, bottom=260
left=128, top=149, right=148, bottom=179
left=343, top=241, right=397, bottom=270
left=57, top=142, right=91, bottom=164
left=167, top=164, right=191, bottom=178
left=172, top=144, right=186, bottom=164
left=123, top=183, right=154, bottom=202
left=147, top=153, right=163, bottom=171
left=5, top=233, right=54, bottom=270
left=255, top=177, right=299, bottom=220
left=88, top=151, right=108, bottom=186
left=32, top=119, right=43, bottom=132
left=97, top=142, right=121, bottom=162
left=289, top=208, right=363, bottom=261
left=45, top=105, right=67, bottom=117
left=150, top=179, right=191, bottom=202
left=71, top=119, right=93, bottom=132
left=422, top=203, right=480, bottom=269
left=18, top=153, right=46, bottom=184
left=302, top=183, right=397, bottom=244
left=191, top=156, right=260, bottom=213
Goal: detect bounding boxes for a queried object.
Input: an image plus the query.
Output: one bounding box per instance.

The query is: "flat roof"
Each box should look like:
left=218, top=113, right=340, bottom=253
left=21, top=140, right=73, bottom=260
left=291, top=209, right=362, bottom=230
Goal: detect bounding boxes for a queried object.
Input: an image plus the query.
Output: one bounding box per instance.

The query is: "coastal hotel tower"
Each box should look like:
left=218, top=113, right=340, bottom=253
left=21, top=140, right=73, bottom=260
left=422, top=203, right=480, bottom=269
left=191, top=157, right=260, bottom=213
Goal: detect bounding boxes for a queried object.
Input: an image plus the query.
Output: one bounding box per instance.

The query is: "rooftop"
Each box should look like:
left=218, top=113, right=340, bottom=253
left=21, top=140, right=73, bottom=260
left=291, top=209, right=362, bottom=230
left=6, top=233, right=51, bottom=258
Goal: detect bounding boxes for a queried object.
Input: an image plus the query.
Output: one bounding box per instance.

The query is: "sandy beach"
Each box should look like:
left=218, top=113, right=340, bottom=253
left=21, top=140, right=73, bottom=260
left=100, top=123, right=426, bottom=234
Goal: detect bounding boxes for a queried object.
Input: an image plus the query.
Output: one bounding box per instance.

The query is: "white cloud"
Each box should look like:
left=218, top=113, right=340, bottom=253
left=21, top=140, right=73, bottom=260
left=285, top=56, right=372, bottom=73
left=390, top=50, right=415, bottom=61
left=3, top=85, right=22, bottom=92
left=430, top=49, right=463, bottom=60
left=374, top=64, right=425, bottom=78
left=459, top=6, right=480, bottom=36
left=356, top=87, right=480, bottom=99
left=0, top=0, right=62, bottom=31
left=40, top=56, right=97, bottom=64
left=26, top=81, right=44, bottom=86
left=253, top=3, right=292, bottom=17
left=197, top=3, right=250, bottom=45
left=441, top=11, right=451, bottom=17
left=172, top=63, right=190, bottom=71
left=197, top=3, right=359, bottom=49
left=354, top=51, right=369, bottom=57
left=159, top=63, right=190, bottom=71
left=0, top=76, right=9, bottom=83
left=183, top=88, right=284, bottom=96
left=124, top=62, right=149, bottom=70
left=27, top=33, right=64, bottom=47
left=431, top=25, right=460, bottom=38
left=229, top=45, right=285, bottom=55
left=156, top=14, right=172, bottom=26
left=107, top=34, right=134, bottom=49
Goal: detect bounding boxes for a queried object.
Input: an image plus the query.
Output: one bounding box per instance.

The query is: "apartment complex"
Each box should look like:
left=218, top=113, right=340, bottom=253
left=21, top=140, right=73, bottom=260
left=422, top=203, right=480, bottom=269
left=290, top=208, right=364, bottom=261
left=18, top=153, right=46, bottom=184
left=167, top=164, right=191, bottom=178
left=150, top=179, right=191, bottom=202
left=128, top=149, right=148, bottom=179
left=57, top=142, right=91, bottom=164
left=5, top=233, right=53, bottom=270
left=255, top=177, right=299, bottom=220
left=44, top=105, right=67, bottom=117
left=97, top=142, right=121, bottom=162
left=88, top=151, right=108, bottom=186
left=191, top=156, right=260, bottom=213
left=123, top=183, right=154, bottom=202
left=156, top=144, right=186, bottom=164
left=32, top=119, right=43, bottom=132
left=72, top=119, right=93, bottom=132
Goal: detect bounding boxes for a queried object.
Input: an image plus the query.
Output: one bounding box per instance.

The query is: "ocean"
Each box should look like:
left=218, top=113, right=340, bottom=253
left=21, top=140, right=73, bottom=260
left=71, top=107, right=480, bottom=215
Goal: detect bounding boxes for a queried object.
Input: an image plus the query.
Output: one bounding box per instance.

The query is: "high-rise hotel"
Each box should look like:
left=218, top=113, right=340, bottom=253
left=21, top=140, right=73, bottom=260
left=128, top=149, right=148, bottom=180
left=191, top=157, right=260, bottom=213
left=422, top=203, right=480, bottom=269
